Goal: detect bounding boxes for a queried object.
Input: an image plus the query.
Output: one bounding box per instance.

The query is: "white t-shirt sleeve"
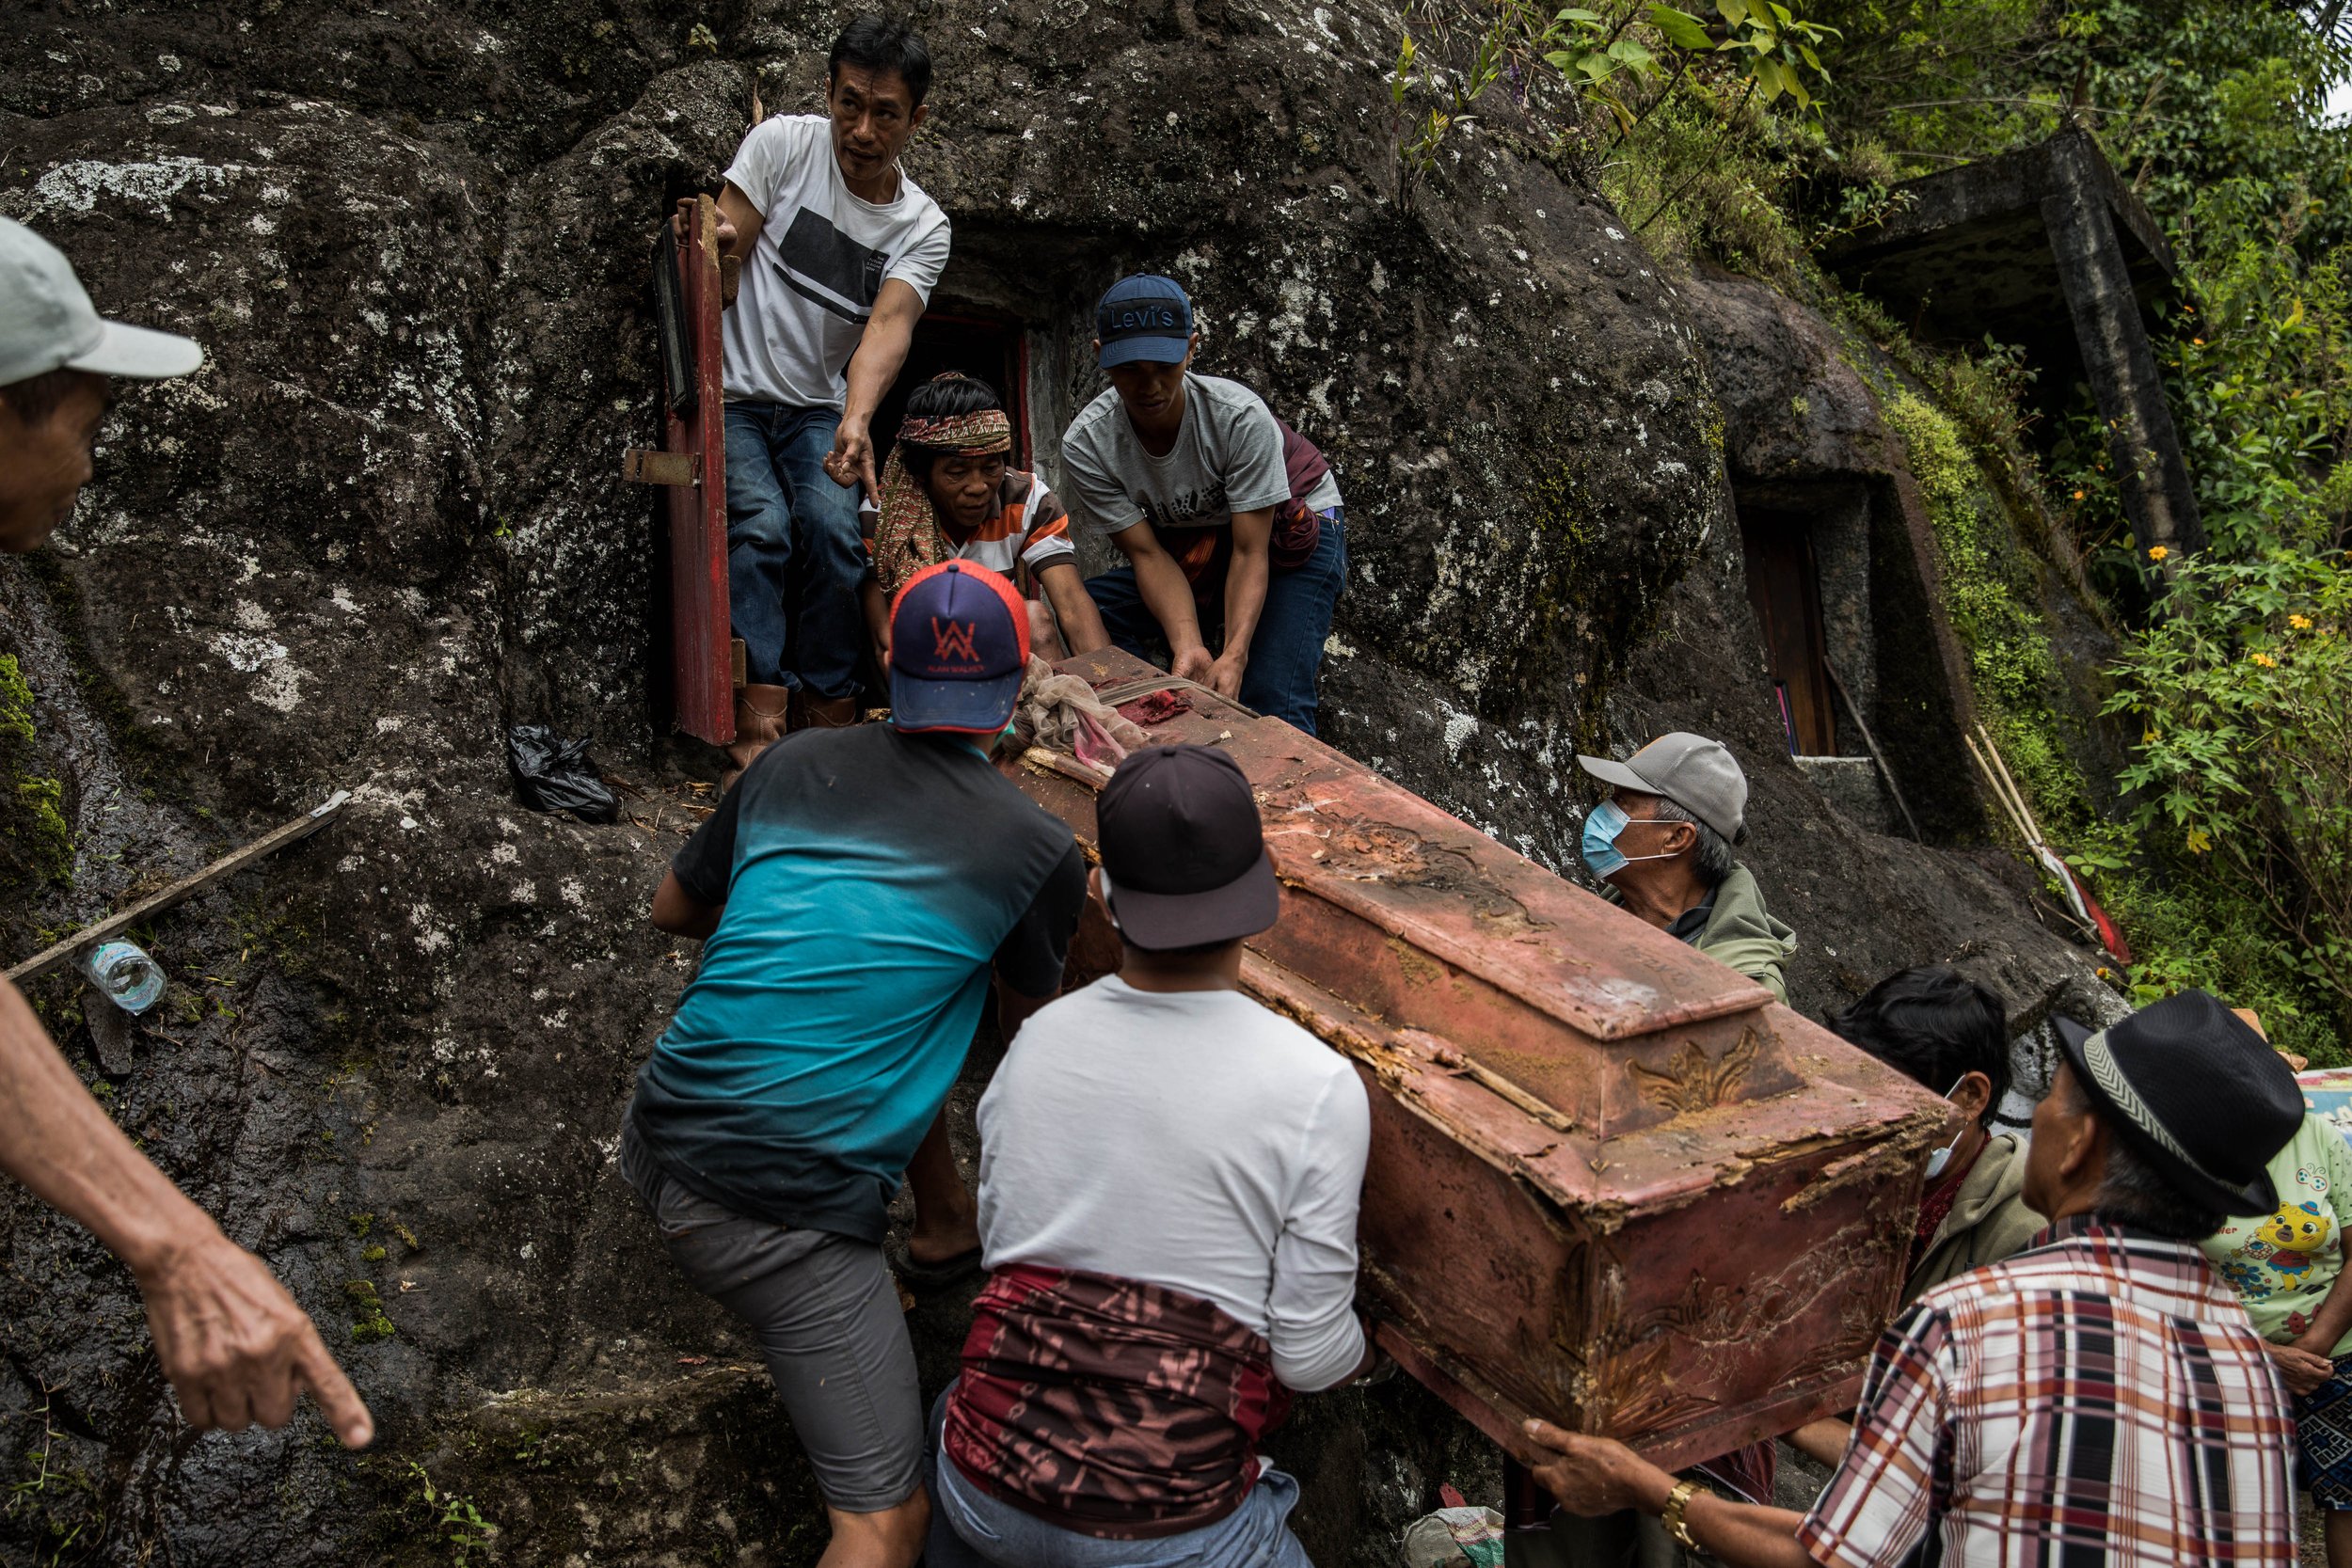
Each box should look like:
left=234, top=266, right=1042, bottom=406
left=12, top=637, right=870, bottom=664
left=1217, top=388, right=1293, bottom=515
left=721, top=117, right=803, bottom=217
left=1264, top=1064, right=1371, bottom=1392
left=1058, top=415, right=1146, bottom=536
left=884, top=208, right=952, bottom=306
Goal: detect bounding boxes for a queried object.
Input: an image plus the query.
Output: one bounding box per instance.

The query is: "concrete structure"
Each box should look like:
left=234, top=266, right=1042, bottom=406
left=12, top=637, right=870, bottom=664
left=1826, top=129, right=2203, bottom=557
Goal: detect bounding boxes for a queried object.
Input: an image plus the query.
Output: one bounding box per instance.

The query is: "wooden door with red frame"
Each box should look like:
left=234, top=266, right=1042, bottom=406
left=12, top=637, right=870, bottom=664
left=625, top=195, right=733, bottom=746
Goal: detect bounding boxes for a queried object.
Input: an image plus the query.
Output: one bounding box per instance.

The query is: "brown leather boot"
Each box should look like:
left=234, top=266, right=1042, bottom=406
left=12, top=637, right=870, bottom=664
left=790, top=691, right=860, bottom=730
left=723, top=683, right=791, bottom=787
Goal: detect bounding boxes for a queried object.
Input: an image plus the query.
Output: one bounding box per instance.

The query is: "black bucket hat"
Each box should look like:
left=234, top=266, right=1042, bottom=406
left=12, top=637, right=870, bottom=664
left=2055, top=989, right=2304, bottom=1216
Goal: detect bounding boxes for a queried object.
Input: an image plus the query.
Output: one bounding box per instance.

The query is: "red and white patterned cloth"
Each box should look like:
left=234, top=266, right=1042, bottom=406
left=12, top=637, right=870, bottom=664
left=1801, top=1213, right=2296, bottom=1568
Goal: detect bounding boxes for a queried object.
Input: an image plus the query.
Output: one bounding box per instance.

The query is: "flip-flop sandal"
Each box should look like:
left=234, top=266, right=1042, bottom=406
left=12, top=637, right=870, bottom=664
left=893, top=1245, right=985, bottom=1292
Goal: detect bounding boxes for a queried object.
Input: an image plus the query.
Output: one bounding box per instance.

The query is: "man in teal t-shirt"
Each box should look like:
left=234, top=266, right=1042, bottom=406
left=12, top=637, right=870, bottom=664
left=621, top=562, right=1086, bottom=1568
left=2204, top=1109, right=2352, bottom=1568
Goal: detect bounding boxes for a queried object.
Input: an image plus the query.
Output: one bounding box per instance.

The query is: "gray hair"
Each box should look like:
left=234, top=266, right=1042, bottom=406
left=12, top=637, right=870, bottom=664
left=1652, top=797, right=1736, bottom=888
left=2061, top=1069, right=2226, bottom=1240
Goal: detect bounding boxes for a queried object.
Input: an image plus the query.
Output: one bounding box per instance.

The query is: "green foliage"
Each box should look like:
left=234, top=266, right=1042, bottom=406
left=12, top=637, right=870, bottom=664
left=5, top=1385, right=102, bottom=1565
left=1389, top=0, right=1838, bottom=188
left=1880, top=389, right=2094, bottom=836
left=409, top=1462, right=501, bottom=1567
left=347, top=1279, right=396, bottom=1343
left=2104, top=554, right=2352, bottom=1049
left=0, top=654, right=72, bottom=900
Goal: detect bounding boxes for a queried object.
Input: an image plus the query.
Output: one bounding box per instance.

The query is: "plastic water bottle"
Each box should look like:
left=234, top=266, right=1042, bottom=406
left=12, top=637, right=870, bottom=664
left=79, top=941, right=165, bottom=1015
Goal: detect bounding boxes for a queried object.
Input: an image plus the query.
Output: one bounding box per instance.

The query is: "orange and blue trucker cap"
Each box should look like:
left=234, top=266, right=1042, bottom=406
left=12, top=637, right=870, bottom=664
left=888, top=561, right=1028, bottom=736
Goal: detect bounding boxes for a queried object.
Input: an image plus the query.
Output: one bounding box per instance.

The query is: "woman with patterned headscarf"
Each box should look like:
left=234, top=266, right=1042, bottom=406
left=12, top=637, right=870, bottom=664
left=858, top=372, right=1110, bottom=669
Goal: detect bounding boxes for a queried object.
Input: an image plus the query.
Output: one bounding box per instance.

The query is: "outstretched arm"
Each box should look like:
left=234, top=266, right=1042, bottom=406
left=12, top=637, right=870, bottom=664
left=1521, top=1423, right=1814, bottom=1568
left=651, top=870, right=723, bottom=940
left=1035, top=562, right=1110, bottom=657
left=828, top=278, right=927, bottom=500
left=0, top=977, right=373, bottom=1445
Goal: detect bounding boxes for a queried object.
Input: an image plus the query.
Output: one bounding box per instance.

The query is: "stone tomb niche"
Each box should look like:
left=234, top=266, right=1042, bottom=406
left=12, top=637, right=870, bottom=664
left=1734, top=480, right=1973, bottom=839
left=871, top=309, right=1035, bottom=470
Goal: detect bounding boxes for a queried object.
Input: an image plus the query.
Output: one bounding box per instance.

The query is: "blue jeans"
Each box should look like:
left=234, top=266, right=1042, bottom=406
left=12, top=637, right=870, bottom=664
left=723, top=401, right=867, bottom=695
left=924, top=1386, right=1314, bottom=1568
left=1085, top=509, right=1347, bottom=735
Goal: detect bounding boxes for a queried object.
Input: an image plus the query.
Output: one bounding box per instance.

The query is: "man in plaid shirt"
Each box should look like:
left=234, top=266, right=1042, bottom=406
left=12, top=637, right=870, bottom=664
left=1520, top=990, right=2306, bottom=1568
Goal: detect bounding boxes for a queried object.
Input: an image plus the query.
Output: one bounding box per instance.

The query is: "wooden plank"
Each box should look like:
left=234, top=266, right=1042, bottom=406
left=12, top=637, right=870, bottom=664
left=662, top=194, right=735, bottom=746
left=6, top=792, right=350, bottom=985
left=622, top=449, right=700, bottom=487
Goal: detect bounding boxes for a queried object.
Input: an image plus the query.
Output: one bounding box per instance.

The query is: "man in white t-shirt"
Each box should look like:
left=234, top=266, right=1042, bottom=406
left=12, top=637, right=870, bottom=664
left=703, top=16, right=951, bottom=777
left=926, top=743, right=1377, bottom=1568
left=1058, top=274, right=1348, bottom=735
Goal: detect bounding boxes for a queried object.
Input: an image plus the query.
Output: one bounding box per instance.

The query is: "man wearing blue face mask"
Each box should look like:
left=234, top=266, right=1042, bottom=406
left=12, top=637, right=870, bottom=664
left=1577, top=733, right=1796, bottom=1004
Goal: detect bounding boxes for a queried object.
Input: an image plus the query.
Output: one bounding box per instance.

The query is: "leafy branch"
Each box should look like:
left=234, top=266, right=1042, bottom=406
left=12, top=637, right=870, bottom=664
left=1388, top=0, right=1839, bottom=185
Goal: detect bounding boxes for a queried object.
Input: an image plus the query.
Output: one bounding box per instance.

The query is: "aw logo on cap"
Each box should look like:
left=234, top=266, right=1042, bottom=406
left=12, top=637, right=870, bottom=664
left=930, top=616, right=982, bottom=668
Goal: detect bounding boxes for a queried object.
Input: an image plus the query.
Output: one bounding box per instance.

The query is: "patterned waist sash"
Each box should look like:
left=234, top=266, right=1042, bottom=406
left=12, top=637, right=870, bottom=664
left=943, top=1264, right=1293, bottom=1540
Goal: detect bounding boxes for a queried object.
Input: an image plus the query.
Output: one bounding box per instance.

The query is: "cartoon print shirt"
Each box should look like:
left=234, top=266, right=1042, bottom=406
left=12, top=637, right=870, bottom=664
left=2201, top=1111, right=2352, bottom=1353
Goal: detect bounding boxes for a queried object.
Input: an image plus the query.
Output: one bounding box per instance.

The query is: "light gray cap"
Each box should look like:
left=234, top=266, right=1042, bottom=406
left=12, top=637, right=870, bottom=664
left=0, top=217, right=203, bottom=389
left=1576, top=732, right=1749, bottom=843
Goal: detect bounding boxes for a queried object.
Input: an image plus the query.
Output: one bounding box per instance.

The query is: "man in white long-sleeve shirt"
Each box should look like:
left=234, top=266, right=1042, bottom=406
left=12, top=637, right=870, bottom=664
left=926, top=743, right=1375, bottom=1568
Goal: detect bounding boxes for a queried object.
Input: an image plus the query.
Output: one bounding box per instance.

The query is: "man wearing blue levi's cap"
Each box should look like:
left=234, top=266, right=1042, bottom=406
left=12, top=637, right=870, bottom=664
left=628, top=559, right=1085, bottom=1568
left=1058, top=275, right=1348, bottom=734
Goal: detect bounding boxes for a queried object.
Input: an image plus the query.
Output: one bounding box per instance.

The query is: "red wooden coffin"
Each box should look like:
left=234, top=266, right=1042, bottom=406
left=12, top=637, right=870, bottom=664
left=1005, top=648, right=1955, bottom=1470
left=629, top=194, right=733, bottom=746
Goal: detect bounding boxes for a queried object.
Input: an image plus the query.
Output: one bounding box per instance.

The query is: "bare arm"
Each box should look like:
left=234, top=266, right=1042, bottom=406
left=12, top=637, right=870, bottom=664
left=1210, top=505, right=1274, bottom=700
left=860, top=575, right=893, bottom=671
left=828, top=278, right=927, bottom=500
left=1106, top=520, right=1214, bottom=684
left=707, top=181, right=765, bottom=264
left=0, top=978, right=372, bottom=1445
left=1035, top=562, right=1110, bottom=657
left=2297, top=1227, right=2352, bottom=1359
left=995, top=982, right=1056, bottom=1044
left=2267, top=1227, right=2352, bottom=1395
left=1521, top=1422, right=1814, bottom=1568
left=650, top=870, right=723, bottom=940
left=1788, top=1417, right=1852, bottom=1467
left=671, top=182, right=764, bottom=308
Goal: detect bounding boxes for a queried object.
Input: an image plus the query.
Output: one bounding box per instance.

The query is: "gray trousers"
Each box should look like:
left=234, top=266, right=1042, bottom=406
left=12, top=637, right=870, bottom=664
left=618, top=1117, right=924, bottom=1512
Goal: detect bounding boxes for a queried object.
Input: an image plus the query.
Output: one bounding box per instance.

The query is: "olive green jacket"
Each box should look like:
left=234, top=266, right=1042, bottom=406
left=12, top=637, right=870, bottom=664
left=1601, top=863, right=1798, bottom=1003
left=1906, top=1131, right=2046, bottom=1302
left=1692, top=864, right=1798, bottom=1005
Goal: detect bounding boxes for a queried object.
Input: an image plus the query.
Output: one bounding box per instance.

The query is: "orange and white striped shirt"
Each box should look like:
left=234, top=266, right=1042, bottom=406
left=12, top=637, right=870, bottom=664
left=863, top=470, right=1076, bottom=599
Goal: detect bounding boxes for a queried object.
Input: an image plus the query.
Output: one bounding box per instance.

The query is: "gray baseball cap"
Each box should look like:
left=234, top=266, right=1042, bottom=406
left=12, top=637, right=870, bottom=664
left=0, top=217, right=203, bottom=389
left=1576, top=732, right=1749, bottom=843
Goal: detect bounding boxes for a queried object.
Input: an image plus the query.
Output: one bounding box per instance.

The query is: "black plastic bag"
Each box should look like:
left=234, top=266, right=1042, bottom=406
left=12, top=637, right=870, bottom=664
left=506, top=725, right=619, bottom=824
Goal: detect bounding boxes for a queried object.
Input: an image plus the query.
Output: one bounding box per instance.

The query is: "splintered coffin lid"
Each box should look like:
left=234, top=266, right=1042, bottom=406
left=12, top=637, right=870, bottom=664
left=1006, top=650, right=1956, bottom=1469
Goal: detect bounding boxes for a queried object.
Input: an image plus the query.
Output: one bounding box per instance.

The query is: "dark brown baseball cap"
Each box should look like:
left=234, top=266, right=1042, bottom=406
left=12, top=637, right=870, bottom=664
left=1096, top=744, right=1279, bottom=950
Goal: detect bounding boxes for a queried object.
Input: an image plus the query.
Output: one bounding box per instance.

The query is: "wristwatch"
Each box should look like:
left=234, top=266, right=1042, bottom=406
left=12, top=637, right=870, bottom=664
left=1662, top=1478, right=1711, bottom=1550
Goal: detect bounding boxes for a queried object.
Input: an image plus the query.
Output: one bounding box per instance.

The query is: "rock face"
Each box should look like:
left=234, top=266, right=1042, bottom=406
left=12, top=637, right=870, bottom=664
left=0, top=1, right=2111, bottom=1562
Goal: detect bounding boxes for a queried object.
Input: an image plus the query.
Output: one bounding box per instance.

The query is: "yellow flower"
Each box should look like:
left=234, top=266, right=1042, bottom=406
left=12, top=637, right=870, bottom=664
left=2250, top=651, right=2278, bottom=668
left=2148, top=545, right=2170, bottom=562
left=2291, top=613, right=2314, bottom=630
left=2192, top=337, right=2206, bottom=346
left=2186, top=828, right=2213, bottom=853
left=2072, top=489, right=2086, bottom=500
left=2143, top=727, right=2157, bottom=745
